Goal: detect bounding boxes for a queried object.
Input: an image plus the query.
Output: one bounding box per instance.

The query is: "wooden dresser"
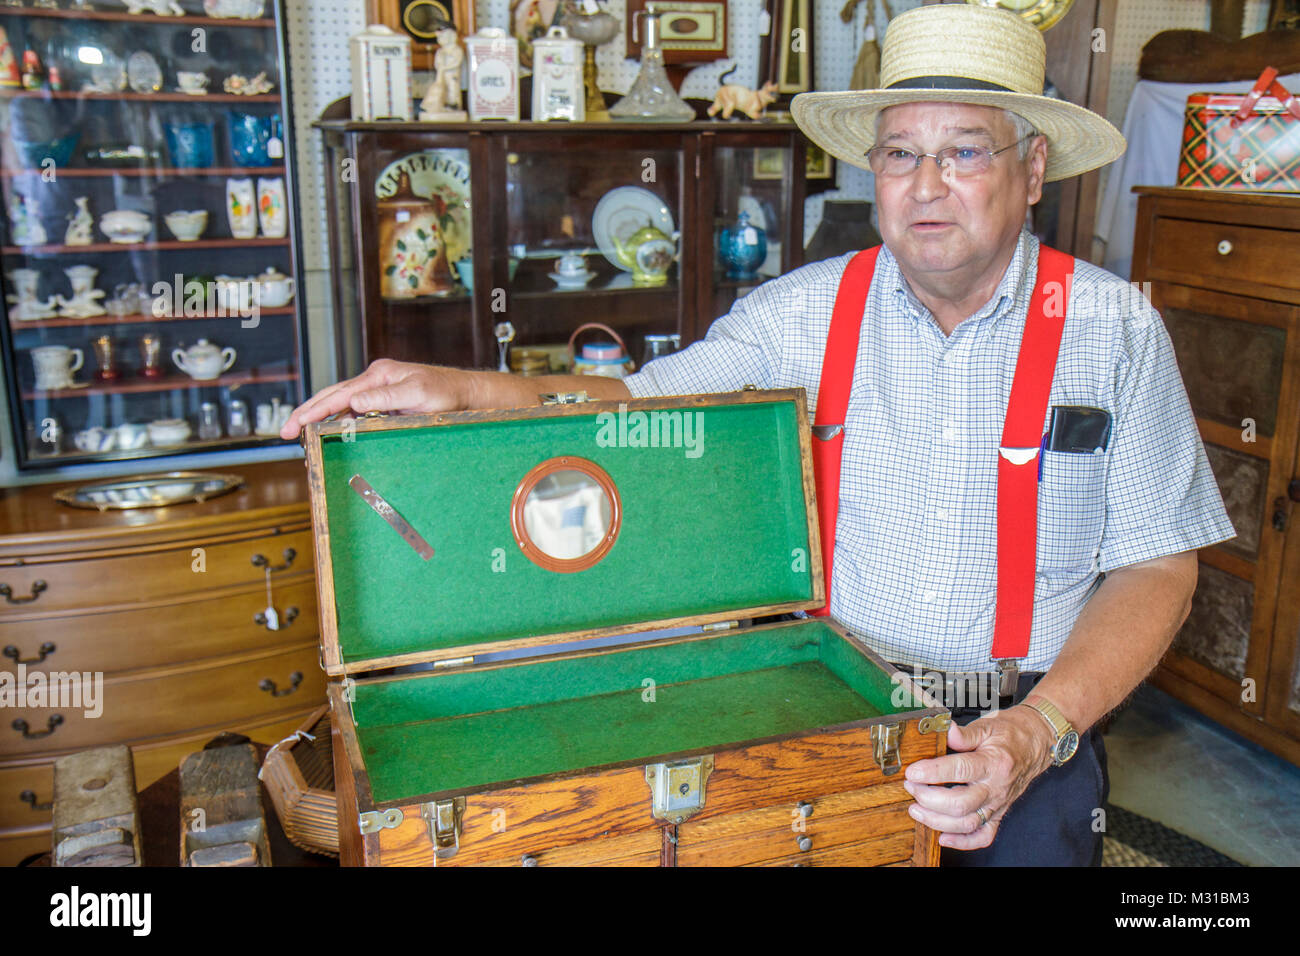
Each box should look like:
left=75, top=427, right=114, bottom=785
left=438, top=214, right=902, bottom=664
left=1132, top=187, right=1300, bottom=767
left=0, top=458, right=326, bottom=865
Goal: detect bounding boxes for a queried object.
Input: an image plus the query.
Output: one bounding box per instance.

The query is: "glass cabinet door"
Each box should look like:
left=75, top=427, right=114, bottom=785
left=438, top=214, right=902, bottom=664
left=495, top=131, right=689, bottom=375
left=700, top=134, right=804, bottom=338
left=0, top=1, right=307, bottom=469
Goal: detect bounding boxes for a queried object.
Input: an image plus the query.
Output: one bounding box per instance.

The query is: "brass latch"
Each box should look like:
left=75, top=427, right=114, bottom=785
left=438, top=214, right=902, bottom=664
left=358, top=807, right=403, bottom=834
left=645, top=755, right=714, bottom=824
left=918, top=713, right=952, bottom=735
left=540, top=391, right=590, bottom=404
left=423, top=797, right=466, bottom=860
left=871, top=722, right=902, bottom=775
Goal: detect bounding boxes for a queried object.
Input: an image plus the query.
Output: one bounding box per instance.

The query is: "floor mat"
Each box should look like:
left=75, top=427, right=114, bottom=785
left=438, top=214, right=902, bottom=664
left=1102, top=802, right=1243, bottom=867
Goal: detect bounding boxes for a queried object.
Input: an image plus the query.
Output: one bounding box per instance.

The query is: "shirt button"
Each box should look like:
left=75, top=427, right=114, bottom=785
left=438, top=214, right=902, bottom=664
left=941, top=427, right=957, bottom=442
left=921, top=589, right=938, bottom=604
left=934, top=508, right=949, bottom=521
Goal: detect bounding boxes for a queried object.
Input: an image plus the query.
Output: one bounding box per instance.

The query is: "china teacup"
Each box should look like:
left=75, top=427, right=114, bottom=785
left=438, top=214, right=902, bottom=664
left=74, top=427, right=116, bottom=453
left=556, top=253, right=587, bottom=277
left=32, top=345, right=84, bottom=390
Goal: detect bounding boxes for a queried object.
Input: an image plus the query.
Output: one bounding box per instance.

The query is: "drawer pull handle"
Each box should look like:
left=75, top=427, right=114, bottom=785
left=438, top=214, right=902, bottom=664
left=0, top=580, right=47, bottom=605
left=254, top=607, right=299, bottom=631
left=1217, top=239, right=1233, bottom=255
left=259, top=671, right=303, bottom=697
left=251, top=548, right=297, bottom=573
left=521, top=854, right=538, bottom=867
left=12, top=715, right=63, bottom=740
left=20, top=790, right=52, bottom=812
left=796, top=800, right=814, bottom=818
left=4, top=642, right=56, bottom=665
left=797, top=835, right=813, bottom=852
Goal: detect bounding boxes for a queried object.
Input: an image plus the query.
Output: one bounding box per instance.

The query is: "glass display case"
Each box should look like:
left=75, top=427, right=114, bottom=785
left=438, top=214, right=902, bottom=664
left=0, top=0, right=308, bottom=470
left=317, top=106, right=807, bottom=378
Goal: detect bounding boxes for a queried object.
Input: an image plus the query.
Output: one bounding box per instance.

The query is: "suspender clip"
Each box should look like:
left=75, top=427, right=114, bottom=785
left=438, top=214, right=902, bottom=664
left=996, top=659, right=1021, bottom=698
left=812, top=424, right=843, bottom=441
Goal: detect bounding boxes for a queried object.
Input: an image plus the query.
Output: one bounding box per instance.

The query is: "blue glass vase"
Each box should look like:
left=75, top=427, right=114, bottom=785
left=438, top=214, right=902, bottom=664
left=163, top=121, right=214, bottom=169
left=227, top=111, right=280, bottom=167
left=719, top=210, right=767, bottom=280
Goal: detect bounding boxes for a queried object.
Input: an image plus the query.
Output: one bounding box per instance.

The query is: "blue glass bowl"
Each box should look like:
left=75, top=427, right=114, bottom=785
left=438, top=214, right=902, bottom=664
left=14, top=133, right=81, bottom=169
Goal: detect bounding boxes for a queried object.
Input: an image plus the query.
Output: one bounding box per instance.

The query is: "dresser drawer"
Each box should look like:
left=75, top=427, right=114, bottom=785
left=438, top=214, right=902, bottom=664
left=0, top=823, right=50, bottom=867
left=1148, top=216, right=1300, bottom=293
left=0, top=761, right=52, bottom=830
left=0, top=527, right=314, bottom=616
left=0, top=643, right=325, bottom=758
left=1, top=576, right=319, bottom=676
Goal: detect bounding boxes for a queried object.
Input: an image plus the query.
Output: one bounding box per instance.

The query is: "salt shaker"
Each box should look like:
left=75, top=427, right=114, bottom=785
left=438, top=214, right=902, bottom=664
left=198, top=402, right=222, bottom=441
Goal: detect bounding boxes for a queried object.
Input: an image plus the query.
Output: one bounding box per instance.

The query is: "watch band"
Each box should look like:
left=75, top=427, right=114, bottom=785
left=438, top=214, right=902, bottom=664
left=1023, top=694, right=1080, bottom=766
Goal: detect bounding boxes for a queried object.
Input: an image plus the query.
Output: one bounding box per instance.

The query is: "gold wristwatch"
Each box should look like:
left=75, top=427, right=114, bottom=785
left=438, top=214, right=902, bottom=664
left=1023, top=694, right=1080, bottom=767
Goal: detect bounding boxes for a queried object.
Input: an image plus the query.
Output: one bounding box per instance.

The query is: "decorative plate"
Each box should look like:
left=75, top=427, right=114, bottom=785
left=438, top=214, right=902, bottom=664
left=54, top=471, right=245, bottom=511
left=591, top=186, right=676, bottom=273
left=126, top=51, right=162, bottom=94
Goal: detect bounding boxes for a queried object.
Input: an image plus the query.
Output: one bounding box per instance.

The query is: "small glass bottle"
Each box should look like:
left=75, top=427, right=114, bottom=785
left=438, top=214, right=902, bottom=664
left=609, top=10, right=695, bottom=122
left=227, top=399, right=250, bottom=437
left=198, top=402, right=222, bottom=441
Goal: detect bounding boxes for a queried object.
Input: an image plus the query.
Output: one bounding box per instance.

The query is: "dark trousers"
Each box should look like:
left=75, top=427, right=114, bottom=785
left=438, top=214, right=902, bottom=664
left=938, top=675, right=1110, bottom=868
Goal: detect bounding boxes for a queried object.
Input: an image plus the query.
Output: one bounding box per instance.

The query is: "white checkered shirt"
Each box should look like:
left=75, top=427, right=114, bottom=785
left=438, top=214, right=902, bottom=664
left=624, top=230, right=1235, bottom=673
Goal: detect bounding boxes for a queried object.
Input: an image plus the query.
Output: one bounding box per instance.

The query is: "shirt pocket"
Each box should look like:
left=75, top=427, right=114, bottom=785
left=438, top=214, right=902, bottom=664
left=1036, top=450, right=1108, bottom=572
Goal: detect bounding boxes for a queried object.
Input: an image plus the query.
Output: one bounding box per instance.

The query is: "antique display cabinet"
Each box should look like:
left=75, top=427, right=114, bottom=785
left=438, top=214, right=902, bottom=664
left=316, top=100, right=809, bottom=376
left=1132, top=186, right=1300, bottom=766
left=303, top=389, right=950, bottom=867
left=0, top=0, right=310, bottom=470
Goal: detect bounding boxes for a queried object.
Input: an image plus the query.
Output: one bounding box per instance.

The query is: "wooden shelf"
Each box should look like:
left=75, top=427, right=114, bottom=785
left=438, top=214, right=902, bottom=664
left=0, top=89, right=279, bottom=103
left=31, top=432, right=290, bottom=466
left=11, top=306, right=296, bottom=331
left=23, top=369, right=298, bottom=400
left=0, top=7, right=275, bottom=29
left=4, top=237, right=290, bottom=255
left=1, top=166, right=285, bottom=179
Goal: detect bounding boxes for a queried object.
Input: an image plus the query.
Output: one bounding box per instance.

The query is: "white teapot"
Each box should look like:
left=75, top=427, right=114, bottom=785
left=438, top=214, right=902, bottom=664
left=255, top=267, right=295, bottom=307
left=172, top=338, right=236, bottom=380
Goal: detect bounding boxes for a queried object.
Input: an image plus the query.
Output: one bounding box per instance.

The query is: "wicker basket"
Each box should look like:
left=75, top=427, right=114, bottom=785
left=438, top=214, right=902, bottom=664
left=259, top=706, right=338, bottom=857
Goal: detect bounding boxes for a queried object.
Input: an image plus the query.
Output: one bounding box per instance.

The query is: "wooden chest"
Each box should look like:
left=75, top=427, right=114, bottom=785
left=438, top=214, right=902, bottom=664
left=301, top=389, right=950, bottom=867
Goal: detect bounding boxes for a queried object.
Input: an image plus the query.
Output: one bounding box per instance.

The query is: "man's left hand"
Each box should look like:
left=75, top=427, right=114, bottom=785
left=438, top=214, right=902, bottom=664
left=902, top=706, right=1056, bottom=850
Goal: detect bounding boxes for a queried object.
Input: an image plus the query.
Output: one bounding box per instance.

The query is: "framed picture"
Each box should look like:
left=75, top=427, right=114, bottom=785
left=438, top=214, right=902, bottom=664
left=367, top=0, right=475, bottom=71
left=752, top=147, right=785, bottom=181
left=805, top=143, right=832, bottom=180
left=626, top=0, right=728, bottom=64
left=763, top=0, right=813, bottom=107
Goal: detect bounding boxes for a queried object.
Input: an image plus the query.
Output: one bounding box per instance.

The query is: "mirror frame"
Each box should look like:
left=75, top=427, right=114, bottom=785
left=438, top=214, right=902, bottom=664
left=510, top=455, right=622, bottom=573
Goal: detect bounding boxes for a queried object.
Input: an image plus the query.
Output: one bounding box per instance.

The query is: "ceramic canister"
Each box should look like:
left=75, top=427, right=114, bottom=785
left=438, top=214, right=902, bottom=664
left=531, top=26, right=584, bottom=122
left=466, top=28, right=519, bottom=122
left=226, top=177, right=257, bottom=239
left=350, top=25, right=412, bottom=122
left=256, top=177, right=286, bottom=238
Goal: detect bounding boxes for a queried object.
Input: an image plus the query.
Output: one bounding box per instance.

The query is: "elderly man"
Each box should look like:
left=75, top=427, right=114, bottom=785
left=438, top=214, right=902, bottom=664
left=283, top=5, right=1234, bottom=865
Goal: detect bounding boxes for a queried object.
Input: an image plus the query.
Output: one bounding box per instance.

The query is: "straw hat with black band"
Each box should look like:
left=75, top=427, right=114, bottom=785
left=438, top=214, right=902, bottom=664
left=790, top=3, right=1125, bottom=183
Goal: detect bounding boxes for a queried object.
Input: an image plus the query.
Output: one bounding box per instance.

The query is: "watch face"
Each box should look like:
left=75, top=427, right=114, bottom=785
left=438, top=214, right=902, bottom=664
left=1055, top=730, right=1080, bottom=764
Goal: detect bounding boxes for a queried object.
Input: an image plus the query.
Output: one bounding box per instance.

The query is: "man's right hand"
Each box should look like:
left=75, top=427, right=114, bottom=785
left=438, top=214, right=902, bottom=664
left=279, top=359, right=468, bottom=439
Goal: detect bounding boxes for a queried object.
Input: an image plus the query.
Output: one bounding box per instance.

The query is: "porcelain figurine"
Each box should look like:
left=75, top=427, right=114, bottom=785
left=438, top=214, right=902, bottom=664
left=55, top=264, right=107, bottom=318
left=120, top=0, right=184, bottom=15
left=707, top=79, right=779, bottom=121
left=6, top=268, right=58, bottom=321
left=65, top=197, right=94, bottom=246
left=223, top=71, right=274, bottom=95
left=9, top=194, right=46, bottom=246
left=419, top=28, right=467, bottom=122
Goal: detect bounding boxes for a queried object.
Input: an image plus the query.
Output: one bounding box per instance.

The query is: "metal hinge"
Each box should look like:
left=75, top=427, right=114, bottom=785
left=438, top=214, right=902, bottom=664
left=871, top=722, right=902, bottom=776
left=645, top=755, right=713, bottom=824
left=918, top=713, right=952, bottom=735
left=358, top=807, right=403, bottom=834
left=701, top=620, right=739, bottom=632
left=540, top=391, right=590, bottom=405
left=423, top=797, right=466, bottom=860
left=432, top=655, right=475, bottom=670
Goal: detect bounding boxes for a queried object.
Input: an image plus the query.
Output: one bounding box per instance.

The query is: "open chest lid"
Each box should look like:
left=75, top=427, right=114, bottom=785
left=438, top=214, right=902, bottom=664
left=301, top=389, right=824, bottom=677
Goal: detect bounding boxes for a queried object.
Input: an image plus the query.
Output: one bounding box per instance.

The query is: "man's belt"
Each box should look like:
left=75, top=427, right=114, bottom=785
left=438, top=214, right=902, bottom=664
left=892, top=662, right=1044, bottom=710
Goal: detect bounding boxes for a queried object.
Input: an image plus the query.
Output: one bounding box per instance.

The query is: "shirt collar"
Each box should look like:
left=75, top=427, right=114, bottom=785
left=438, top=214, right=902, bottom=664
left=882, top=229, right=1038, bottom=335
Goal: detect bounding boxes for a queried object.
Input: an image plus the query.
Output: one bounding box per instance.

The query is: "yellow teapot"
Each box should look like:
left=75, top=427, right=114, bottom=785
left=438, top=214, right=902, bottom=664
left=611, top=221, right=675, bottom=285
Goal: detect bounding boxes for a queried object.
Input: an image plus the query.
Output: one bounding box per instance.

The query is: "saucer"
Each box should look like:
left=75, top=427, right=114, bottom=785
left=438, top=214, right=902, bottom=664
left=548, top=270, right=596, bottom=289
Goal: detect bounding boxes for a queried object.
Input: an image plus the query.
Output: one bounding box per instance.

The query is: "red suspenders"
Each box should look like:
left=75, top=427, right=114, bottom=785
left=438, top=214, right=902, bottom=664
left=810, top=244, right=1073, bottom=665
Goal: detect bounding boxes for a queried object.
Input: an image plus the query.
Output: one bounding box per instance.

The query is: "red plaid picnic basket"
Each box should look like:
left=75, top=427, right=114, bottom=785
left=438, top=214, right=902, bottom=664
left=1178, top=67, right=1300, bottom=191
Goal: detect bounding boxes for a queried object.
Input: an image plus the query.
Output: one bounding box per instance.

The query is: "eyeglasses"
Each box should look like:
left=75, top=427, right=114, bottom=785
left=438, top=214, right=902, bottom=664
left=865, top=133, right=1037, bottom=178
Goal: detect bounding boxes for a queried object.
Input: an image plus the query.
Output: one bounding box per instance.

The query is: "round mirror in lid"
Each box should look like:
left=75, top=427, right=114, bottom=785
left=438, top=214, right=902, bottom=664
left=511, top=457, right=621, bottom=572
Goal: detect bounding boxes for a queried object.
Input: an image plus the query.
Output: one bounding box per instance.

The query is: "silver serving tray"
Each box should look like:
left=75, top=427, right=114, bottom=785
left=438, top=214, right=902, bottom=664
left=54, top=471, right=244, bottom=511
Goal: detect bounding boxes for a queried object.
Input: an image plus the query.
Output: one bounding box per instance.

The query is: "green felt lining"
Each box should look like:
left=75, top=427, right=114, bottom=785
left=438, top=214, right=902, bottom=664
left=352, top=620, right=926, bottom=804
left=320, top=400, right=813, bottom=665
